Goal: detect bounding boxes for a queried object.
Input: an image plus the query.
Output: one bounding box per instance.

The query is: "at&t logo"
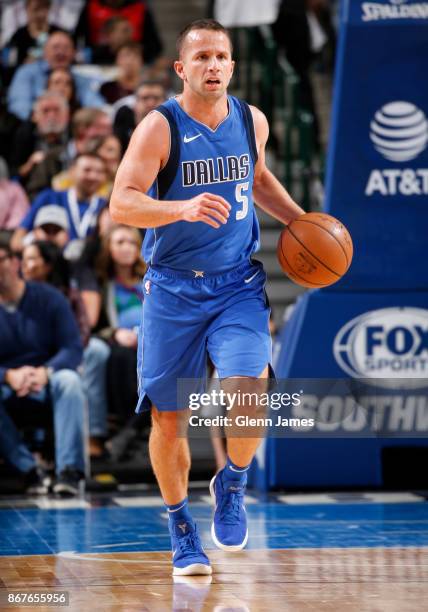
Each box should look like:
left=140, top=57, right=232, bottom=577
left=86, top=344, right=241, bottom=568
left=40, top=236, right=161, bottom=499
left=365, top=101, right=428, bottom=196
left=370, top=101, right=428, bottom=162
left=333, top=307, right=428, bottom=383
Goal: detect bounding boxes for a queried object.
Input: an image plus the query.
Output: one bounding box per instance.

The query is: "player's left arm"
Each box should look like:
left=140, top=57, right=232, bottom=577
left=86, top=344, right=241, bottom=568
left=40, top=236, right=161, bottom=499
left=251, top=106, right=305, bottom=225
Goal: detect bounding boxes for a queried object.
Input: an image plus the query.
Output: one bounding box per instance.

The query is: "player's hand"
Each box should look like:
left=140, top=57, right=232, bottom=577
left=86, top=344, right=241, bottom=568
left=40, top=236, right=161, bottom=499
left=114, top=328, right=138, bottom=348
left=179, top=193, right=231, bottom=229
left=5, top=367, right=36, bottom=397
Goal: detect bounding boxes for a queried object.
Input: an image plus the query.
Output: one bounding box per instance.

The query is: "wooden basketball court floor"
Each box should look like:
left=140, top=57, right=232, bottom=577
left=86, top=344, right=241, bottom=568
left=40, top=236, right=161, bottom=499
left=0, top=490, right=427, bottom=611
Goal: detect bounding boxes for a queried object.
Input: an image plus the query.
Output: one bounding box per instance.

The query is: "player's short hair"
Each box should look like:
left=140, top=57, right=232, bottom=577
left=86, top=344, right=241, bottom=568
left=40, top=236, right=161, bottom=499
left=176, top=19, right=233, bottom=57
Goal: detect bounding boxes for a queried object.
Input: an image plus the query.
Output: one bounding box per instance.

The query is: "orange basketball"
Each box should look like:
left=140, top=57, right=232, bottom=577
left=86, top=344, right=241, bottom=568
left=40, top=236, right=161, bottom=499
left=277, top=212, right=353, bottom=288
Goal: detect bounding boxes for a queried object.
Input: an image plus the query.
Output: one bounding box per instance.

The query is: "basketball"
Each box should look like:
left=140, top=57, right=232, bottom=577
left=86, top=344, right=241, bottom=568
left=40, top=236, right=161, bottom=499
left=277, top=212, right=353, bottom=288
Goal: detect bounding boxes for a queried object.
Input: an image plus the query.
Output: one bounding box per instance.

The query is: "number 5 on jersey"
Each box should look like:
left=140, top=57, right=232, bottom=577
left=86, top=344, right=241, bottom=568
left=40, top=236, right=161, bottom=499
left=235, top=182, right=249, bottom=220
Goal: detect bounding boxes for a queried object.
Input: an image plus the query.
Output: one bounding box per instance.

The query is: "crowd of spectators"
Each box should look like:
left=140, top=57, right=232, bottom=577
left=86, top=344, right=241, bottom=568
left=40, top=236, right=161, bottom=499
left=0, top=0, right=169, bottom=496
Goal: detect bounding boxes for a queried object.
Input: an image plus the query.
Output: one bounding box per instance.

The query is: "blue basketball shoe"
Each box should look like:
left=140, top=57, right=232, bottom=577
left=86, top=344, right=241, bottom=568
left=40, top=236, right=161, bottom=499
left=169, top=519, right=212, bottom=576
left=209, top=471, right=248, bottom=551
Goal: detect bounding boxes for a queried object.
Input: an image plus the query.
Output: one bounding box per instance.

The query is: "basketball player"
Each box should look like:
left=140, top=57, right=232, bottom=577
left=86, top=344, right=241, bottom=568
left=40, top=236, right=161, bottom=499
left=110, top=19, right=304, bottom=575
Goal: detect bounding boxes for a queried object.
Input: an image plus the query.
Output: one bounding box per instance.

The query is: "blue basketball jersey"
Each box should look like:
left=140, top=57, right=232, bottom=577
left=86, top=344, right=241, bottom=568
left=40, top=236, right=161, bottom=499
left=142, top=95, right=260, bottom=273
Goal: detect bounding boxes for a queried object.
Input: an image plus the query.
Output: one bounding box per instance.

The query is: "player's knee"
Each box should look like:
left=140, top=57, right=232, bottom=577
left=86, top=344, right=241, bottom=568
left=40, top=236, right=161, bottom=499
left=151, top=408, right=186, bottom=441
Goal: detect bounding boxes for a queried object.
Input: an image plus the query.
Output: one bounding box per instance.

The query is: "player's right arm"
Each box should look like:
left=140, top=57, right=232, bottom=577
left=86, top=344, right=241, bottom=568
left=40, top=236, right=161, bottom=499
left=110, top=112, right=231, bottom=229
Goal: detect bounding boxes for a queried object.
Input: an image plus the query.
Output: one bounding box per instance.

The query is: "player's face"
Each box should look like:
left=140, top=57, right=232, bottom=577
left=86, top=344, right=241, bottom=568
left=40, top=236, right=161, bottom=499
left=175, top=30, right=234, bottom=99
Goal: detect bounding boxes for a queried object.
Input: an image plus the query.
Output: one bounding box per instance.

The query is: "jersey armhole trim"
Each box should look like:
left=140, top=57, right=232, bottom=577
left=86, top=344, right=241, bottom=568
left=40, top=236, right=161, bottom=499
left=153, top=105, right=180, bottom=199
left=151, top=109, right=170, bottom=171
left=238, top=99, right=258, bottom=166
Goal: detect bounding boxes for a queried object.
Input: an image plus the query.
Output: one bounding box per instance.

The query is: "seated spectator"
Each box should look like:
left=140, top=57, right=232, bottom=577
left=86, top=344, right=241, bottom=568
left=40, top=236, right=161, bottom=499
left=25, top=204, right=70, bottom=250
left=90, top=15, right=134, bottom=65
left=73, top=206, right=114, bottom=329
left=7, top=30, right=104, bottom=120
left=0, top=158, right=30, bottom=233
left=272, top=0, right=336, bottom=149
left=21, top=240, right=89, bottom=345
left=0, top=85, right=22, bottom=166
left=114, top=79, right=166, bottom=151
left=56, top=107, right=112, bottom=168
left=46, top=67, right=80, bottom=114
left=11, top=153, right=107, bottom=256
left=53, top=134, right=119, bottom=198
left=4, top=0, right=63, bottom=69
left=10, top=91, right=70, bottom=199
left=0, top=237, right=85, bottom=495
left=21, top=240, right=111, bottom=458
left=95, top=224, right=145, bottom=423
left=93, top=135, right=122, bottom=197
left=75, top=0, right=163, bottom=65
left=100, top=42, right=145, bottom=105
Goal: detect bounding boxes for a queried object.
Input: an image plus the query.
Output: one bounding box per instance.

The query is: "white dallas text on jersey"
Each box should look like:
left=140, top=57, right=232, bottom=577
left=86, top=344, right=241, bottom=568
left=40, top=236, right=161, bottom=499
left=182, top=154, right=250, bottom=187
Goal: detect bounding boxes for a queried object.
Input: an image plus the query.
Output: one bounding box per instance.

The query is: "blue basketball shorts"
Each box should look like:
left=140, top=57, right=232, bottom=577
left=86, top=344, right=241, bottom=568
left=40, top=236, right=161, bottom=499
left=136, top=260, right=273, bottom=412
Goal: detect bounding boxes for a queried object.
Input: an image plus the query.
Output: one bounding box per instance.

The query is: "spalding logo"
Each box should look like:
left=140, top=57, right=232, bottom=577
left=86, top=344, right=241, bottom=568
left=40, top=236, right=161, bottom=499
left=333, top=307, right=428, bottom=384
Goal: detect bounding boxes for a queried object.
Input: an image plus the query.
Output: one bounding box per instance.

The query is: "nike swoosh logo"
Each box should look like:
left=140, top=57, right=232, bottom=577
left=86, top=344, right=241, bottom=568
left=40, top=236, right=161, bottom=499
left=184, top=133, right=202, bottom=143
left=244, top=270, right=260, bottom=284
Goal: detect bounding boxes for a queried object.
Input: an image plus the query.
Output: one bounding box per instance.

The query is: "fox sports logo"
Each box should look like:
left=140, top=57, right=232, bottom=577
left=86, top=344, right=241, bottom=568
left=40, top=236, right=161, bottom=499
left=370, top=101, right=428, bottom=162
left=333, top=307, right=428, bottom=387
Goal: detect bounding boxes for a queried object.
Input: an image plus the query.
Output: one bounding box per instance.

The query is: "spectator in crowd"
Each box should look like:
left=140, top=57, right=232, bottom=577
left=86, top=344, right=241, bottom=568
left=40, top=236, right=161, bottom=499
left=93, top=135, right=122, bottom=197
left=113, top=79, right=165, bottom=151
left=95, top=224, right=145, bottom=423
left=21, top=240, right=111, bottom=458
left=0, top=237, right=85, bottom=495
left=10, top=91, right=70, bottom=199
left=100, top=42, right=145, bottom=105
left=272, top=0, right=336, bottom=149
left=90, top=15, right=134, bottom=65
left=0, top=158, right=30, bottom=233
left=4, top=0, right=63, bottom=69
left=54, top=107, right=112, bottom=170
left=25, top=204, right=70, bottom=250
left=75, top=0, right=163, bottom=65
left=11, top=153, right=107, bottom=254
left=7, top=30, right=104, bottom=120
left=73, top=206, right=114, bottom=330
left=0, top=85, right=22, bottom=166
left=21, top=240, right=89, bottom=345
left=46, top=67, right=80, bottom=114
left=53, top=133, right=119, bottom=198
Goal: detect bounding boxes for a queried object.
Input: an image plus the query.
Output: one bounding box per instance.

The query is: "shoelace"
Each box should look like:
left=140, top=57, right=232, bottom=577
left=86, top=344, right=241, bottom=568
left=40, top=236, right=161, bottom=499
left=219, top=488, right=244, bottom=525
left=176, top=530, right=202, bottom=557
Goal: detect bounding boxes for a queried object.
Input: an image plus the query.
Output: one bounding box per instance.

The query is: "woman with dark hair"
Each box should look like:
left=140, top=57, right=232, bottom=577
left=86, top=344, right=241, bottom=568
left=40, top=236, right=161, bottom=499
left=46, top=67, right=80, bottom=114
left=21, top=240, right=91, bottom=347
